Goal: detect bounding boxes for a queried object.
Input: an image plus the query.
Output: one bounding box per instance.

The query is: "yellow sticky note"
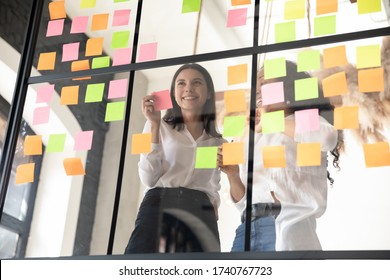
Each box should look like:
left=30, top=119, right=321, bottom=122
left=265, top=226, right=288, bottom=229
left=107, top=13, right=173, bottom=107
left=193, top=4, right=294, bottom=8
left=323, top=45, right=348, bottom=68
left=85, top=37, right=104, bottom=56
left=357, top=0, right=382, bottom=15
left=334, top=106, right=359, bottom=130
left=262, top=145, right=286, bottom=168
left=131, top=133, right=152, bottom=154
left=37, top=52, right=56, bottom=70
left=49, top=1, right=66, bottom=20
left=61, top=86, right=79, bottom=105
left=16, top=163, right=35, bottom=185
left=231, top=0, right=251, bottom=5
left=297, top=142, right=321, bottom=166
left=24, top=135, right=43, bottom=156
left=363, top=142, right=390, bottom=168
left=91, top=13, right=109, bottom=31
left=63, top=157, right=86, bottom=176
left=228, top=64, right=248, bottom=85
left=316, top=0, right=338, bottom=15
left=284, top=0, right=305, bottom=20
left=222, top=142, right=245, bottom=165
left=224, top=90, right=247, bottom=113
left=322, top=71, right=348, bottom=97
left=356, top=44, right=381, bottom=69
left=358, top=67, right=384, bottom=93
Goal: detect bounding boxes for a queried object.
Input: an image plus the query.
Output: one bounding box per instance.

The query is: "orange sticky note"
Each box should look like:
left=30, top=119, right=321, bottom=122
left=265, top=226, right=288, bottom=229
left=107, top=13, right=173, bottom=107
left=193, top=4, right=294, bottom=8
left=85, top=37, right=104, bottom=56
left=297, top=142, right=321, bottom=166
left=334, top=106, right=359, bottom=130
left=61, top=86, right=79, bottom=105
left=71, top=60, right=91, bottom=80
left=222, top=142, right=245, bottom=165
left=131, top=133, right=152, bottom=154
left=16, top=163, right=35, bottom=184
left=37, top=52, right=56, bottom=70
left=228, top=64, right=248, bottom=85
left=358, top=67, right=384, bottom=93
left=323, top=45, right=348, bottom=69
left=316, top=0, right=338, bottom=15
left=49, top=1, right=66, bottom=20
left=63, top=157, right=86, bottom=176
left=322, top=71, right=348, bottom=97
left=24, top=135, right=43, bottom=156
left=363, top=142, right=390, bottom=168
left=231, top=0, right=251, bottom=5
left=262, top=145, right=286, bottom=168
left=224, top=90, right=247, bottom=113
left=91, top=13, right=109, bottom=31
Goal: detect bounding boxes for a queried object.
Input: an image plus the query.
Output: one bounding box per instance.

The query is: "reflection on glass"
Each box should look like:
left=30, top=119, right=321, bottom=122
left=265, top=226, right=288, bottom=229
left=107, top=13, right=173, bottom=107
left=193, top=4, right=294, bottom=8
left=0, top=226, right=19, bottom=259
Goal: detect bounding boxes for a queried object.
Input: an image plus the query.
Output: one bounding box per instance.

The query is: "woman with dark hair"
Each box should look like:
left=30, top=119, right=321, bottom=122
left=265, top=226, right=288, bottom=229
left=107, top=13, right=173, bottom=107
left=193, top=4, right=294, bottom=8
left=125, top=63, right=224, bottom=253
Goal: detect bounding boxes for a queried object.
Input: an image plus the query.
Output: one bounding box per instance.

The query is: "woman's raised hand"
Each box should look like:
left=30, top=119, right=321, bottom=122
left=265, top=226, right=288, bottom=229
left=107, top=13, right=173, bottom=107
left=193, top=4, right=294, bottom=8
left=142, top=95, right=161, bottom=125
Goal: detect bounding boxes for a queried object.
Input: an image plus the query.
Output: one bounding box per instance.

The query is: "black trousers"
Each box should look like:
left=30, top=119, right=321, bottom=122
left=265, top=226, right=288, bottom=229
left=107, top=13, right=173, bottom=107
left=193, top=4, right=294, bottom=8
left=125, top=187, right=220, bottom=253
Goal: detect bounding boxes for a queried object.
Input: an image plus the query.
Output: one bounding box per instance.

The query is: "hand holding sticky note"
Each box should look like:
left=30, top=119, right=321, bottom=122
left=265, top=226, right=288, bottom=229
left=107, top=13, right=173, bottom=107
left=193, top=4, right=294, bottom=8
left=151, top=90, right=173, bottom=111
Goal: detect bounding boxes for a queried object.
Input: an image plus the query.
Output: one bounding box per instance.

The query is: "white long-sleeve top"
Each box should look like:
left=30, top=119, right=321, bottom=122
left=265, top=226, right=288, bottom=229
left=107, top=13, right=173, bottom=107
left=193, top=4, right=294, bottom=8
left=138, top=120, right=225, bottom=207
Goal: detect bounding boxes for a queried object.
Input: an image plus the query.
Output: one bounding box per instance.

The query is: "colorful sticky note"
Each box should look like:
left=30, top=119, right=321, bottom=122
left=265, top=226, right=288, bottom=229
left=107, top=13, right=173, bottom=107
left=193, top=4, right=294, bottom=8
left=71, top=60, right=90, bottom=72
left=356, top=44, right=381, bottom=69
left=231, top=0, right=251, bottom=5
left=182, top=0, right=201, bottom=13
left=62, top=42, right=80, bottom=62
left=194, top=147, right=218, bottom=169
left=47, top=134, right=66, bottom=153
left=80, top=0, right=97, bottom=9
left=262, top=145, right=286, bottom=168
left=86, top=37, right=104, bottom=56
left=70, top=16, right=89, bottom=34
left=323, top=45, right=348, bottom=68
left=24, top=135, right=43, bottom=156
left=358, top=67, right=384, bottom=93
left=264, top=58, right=286, bottom=80
left=224, top=90, right=247, bottom=113
left=363, top=142, right=390, bottom=168
left=48, top=1, right=66, bottom=20
left=284, top=0, right=305, bottom=20
left=294, top=77, right=319, bottom=101
left=227, top=64, right=248, bottom=85
left=295, top=109, right=320, bottom=133
left=112, top=47, right=132, bottom=66
left=334, top=106, right=359, bottom=130
left=314, top=15, right=336, bottom=36
left=357, top=0, right=382, bottom=15
left=275, top=21, right=296, bottom=43
left=46, top=19, right=64, bottom=37
left=261, top=82, right=284, bottom=106
left=223, top=115, right=246, bottom=138
left=152, top=90, right=173, bottom=111
left=33, top=106, right=50, bottom=125
left=61, top=86, right=79, bottom=105
left=297, top=50, right=321, bottom=72
left=297, top=143, right=321, bottom=166
left=15, top=163, right=35, bottom=185
left=262, top=110, right=285, bottom=134
left=227, top=8, right=248, bottom=27
left=113, top=9, right=131, bottom=27
left=74, top=130, right=94, bottom=151
left=105, top=101, right=126, bottom=122
left=37, top=52, right=56, bottom=71
left=108, top=79, right=128, bottom=99
left=138, top=42, right=158, bottom=62
left=91, top=13, right=109, bottom=31
left=322, top=71, right=348, bottom=97
left=92, top=56, right=110, bottom=69
left=63, top=158, right=86, bottom=176
left=131, top=133, right=152, bottom=155
left=85, top=83, right=105, bottom=103
left=222, top=142, right=245, bottom=165
left=111, top=31, right=130, bottom=49
left=36, top=84, right=54, bottom=103
left=316, top=0, right=338, bottom=15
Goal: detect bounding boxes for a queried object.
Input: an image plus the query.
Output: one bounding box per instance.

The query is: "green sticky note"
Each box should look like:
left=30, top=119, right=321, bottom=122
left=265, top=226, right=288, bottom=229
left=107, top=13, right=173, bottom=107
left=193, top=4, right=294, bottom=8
left=264, top=58, right=286, bottom=80
left=92, top=56, right=110, bottom=69
left=284, top=0, right=305, bottom=20
left=297, top=50, right=321, bottom=72
left=314, top=15, right=336, bottom=36
left=356, top=44, right=381, bottom=69
left=223, top=115, right=246, bottom=138
left=262, top=110, right=285, bottom=134
left=295, top=77, right=319, bottom=101
left=80, top=0, right=96, bottom=9
left=275, top=21, right=296, bottom=43
left=182, top=0, right=201, bottom=13
left=47, top=134, right=66, bottom=153
left=195, top=146, right=218, bottom=169
left=358, top=0, right=381, bottom=14
left=105, top=101, right=126, bottom=122
left=111, top=31, right=130, bottom=49
left=85, top=83, right=105, bottom=103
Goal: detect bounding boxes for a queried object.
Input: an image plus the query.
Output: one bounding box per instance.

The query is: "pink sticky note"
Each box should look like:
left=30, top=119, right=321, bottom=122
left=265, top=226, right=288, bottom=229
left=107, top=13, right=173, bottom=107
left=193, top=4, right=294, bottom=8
left=36, top=84, right=54, bottom=103
left=295, top=109, right=320, bottom=133
left=74, top=130, right=94, bottom=151
left=112, top=47, right=132, bottom=66
left=112, top=9, right=131, bottom=27
left=33, top=106, right=50, bottom=125
left=227, top=8, right=248, bottom=27
left=137, top=42, right=158, bottom=62
left=152, top=90, right=172, bottom=111
left=62, top=42, right=80, bottom=62
left=70, top=16, right=89, bottom=34
left=46, top=19, right=64, bottom=37
left=261, top=82, right=284, bottom=105
left=108, top=79, right=128, bottom=99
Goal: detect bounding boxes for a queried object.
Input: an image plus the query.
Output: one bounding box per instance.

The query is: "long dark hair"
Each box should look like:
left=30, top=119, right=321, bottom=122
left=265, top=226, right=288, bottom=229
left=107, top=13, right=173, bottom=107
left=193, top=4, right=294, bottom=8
left=163, top=63, right=221, bottom=138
